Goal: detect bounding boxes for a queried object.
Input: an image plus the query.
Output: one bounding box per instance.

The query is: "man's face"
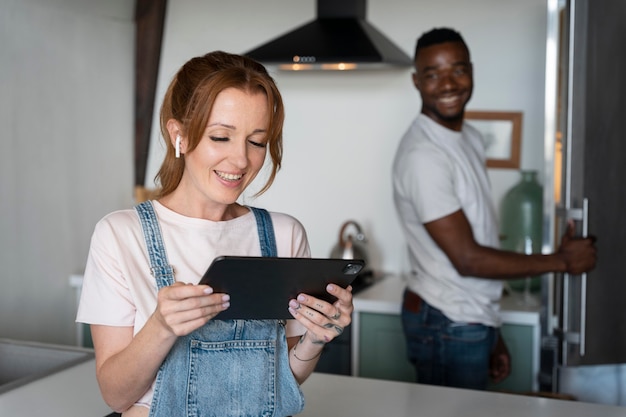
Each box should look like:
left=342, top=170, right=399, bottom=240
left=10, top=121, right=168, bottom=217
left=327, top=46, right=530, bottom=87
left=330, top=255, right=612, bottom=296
left=412, top=41, right=473, bottom=131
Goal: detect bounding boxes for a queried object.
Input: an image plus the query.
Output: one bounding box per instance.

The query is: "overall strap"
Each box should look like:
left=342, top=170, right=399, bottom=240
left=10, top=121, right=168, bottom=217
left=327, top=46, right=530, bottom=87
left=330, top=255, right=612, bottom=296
left=135, top=201, right=176, bottom=289
left=250, top=207, right=277, bottom=257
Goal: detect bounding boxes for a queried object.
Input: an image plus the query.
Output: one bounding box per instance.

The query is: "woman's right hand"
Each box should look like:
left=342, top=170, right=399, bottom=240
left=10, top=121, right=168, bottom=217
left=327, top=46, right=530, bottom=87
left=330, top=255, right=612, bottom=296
left=153, top=282, right=230, bottom=337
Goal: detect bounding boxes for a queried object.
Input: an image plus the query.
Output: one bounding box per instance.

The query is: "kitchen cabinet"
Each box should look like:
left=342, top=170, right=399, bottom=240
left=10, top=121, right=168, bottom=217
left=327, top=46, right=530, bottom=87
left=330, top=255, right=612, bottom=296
left=352, top=275, right=540, bottom=393
left=489, top=322, right=536, bottom=392
left=357, top=311, right=413, bottom=382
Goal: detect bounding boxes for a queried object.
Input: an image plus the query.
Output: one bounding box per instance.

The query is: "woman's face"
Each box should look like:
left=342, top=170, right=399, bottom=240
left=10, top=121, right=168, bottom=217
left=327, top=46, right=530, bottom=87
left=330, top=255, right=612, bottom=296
left=180, top=87, right=270, bottom=210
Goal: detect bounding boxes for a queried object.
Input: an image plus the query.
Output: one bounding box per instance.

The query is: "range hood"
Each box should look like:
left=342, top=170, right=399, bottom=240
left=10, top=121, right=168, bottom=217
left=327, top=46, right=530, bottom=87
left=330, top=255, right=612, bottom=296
left=244, top=0, right=411, bottom=71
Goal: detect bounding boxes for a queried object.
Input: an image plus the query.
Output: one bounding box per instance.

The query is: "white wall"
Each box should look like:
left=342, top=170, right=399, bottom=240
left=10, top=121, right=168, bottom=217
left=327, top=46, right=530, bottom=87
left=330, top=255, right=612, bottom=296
left=0, top=0, right=548, bottom=345
left=147, top=0, right=548, bottom=274
left=0, top=0, right=134, bottom=344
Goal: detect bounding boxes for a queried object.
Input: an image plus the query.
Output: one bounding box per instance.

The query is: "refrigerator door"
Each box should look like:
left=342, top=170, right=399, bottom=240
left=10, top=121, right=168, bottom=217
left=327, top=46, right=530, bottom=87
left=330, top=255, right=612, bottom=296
left=542, top=0, right=626, bottom=390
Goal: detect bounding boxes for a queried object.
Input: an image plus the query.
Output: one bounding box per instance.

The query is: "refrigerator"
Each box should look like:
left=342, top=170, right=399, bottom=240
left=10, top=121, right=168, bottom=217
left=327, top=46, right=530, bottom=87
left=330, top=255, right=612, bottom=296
left=540, top=0, right=626, bottom=404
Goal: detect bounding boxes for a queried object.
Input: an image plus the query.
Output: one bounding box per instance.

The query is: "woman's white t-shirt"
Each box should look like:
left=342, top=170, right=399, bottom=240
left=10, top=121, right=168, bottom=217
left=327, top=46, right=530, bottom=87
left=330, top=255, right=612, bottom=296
left=76, top=201, right=310, bottom=408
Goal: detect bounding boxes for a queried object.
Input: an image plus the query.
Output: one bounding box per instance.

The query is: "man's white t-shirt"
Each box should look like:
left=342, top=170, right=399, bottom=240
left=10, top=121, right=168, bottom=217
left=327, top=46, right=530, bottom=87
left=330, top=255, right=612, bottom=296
left=76, top=201, right=309, bottom=408
left=392, top=114, right=503, bottom=327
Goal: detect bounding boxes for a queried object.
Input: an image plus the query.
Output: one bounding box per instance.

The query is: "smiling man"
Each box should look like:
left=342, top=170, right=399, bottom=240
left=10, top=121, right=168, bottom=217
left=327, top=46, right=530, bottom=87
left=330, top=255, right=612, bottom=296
left=391, top=27, right=595, bottom=391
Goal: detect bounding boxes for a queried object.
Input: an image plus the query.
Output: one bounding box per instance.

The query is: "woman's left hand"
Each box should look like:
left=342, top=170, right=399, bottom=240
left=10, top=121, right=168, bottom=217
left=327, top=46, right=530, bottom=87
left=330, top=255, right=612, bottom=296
left=288, top=284, right=353, bottom=344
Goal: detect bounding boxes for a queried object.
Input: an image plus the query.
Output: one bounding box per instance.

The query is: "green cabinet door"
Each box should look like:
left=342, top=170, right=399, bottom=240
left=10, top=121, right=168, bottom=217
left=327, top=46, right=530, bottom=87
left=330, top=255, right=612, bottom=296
left=488, top=323, right=535, bottom=393
left=358, top=312, right=414, bottom=382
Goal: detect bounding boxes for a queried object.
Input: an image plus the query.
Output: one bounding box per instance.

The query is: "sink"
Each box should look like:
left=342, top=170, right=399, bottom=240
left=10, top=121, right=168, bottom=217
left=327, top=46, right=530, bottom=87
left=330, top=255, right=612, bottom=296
left=0, top=338, right=94, bottom=394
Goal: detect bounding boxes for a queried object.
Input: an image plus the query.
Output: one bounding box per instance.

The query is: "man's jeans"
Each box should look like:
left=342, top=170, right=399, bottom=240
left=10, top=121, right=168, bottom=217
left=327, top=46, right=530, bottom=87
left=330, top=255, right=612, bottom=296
left=401, top=289, right=497, bottom=390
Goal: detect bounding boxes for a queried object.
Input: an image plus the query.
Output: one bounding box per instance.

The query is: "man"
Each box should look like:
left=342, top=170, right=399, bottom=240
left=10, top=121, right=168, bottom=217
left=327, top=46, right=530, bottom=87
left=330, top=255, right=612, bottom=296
left=392, top=27, right=596, bottom=390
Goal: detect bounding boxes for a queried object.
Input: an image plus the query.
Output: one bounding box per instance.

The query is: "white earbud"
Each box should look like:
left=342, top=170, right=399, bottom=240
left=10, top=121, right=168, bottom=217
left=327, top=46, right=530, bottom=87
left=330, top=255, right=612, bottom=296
left=175, top=135, right=181, bottom=158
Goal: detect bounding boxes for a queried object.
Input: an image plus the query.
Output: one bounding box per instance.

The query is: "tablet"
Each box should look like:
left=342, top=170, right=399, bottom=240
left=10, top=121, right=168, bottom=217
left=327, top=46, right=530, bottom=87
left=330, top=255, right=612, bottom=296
left=199, top=256, right=365, bottom=320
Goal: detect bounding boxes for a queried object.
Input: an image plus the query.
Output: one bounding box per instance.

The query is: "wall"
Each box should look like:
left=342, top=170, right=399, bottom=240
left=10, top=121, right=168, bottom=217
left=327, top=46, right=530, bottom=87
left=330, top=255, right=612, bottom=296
left=146, top=0, right=548, bottom=273
left=0, top=0, right=548, bottom=346
left=0, top=0, right=134, bottom=344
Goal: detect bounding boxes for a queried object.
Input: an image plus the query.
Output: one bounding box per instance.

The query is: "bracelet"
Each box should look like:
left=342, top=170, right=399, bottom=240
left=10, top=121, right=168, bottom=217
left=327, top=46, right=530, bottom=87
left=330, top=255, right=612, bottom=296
left=292, top=341, right=323, bottom=362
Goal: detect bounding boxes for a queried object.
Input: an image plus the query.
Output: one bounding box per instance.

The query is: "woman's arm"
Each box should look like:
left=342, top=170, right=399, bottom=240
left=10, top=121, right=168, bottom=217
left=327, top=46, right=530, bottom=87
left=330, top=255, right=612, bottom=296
left=91, top=320, right=175, bottom=412
left=92, top=283, right=229, bottom=412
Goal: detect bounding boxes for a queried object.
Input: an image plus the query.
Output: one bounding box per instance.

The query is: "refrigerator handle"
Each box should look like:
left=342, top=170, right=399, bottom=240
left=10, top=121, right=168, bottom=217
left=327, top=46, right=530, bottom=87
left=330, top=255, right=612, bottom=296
left=579, top=198, right=589, bottom=356
left=556, top=197, right=589, bottom=361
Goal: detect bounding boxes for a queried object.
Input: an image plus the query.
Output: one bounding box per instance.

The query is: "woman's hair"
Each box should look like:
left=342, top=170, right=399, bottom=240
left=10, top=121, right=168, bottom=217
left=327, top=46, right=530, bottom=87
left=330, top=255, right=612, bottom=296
left=155, top=51, right=284, bottom=197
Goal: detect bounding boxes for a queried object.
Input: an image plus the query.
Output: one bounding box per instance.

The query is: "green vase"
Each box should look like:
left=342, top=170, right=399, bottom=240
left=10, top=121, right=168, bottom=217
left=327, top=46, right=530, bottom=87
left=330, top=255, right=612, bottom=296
left=499, top=170, right=543, bottom=292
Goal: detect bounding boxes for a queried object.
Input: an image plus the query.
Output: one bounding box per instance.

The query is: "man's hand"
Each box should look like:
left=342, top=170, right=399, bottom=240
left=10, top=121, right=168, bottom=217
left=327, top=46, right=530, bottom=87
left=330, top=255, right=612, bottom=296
left=558, top=220, right=597, bottom=275
left=489, top=332, right=511, bottom=384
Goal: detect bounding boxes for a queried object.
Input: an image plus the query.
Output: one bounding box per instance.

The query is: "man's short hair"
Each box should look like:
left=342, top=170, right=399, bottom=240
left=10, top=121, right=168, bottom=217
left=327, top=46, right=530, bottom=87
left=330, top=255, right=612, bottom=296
left=414, top=27, right=469, bottom=61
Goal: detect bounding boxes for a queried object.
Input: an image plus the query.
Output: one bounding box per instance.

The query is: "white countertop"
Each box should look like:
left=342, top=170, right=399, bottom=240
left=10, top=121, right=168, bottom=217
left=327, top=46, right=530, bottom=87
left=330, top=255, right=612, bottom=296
left=0, top=359, right=111, bottom=417
left=298, top=373, right=626, bottom=417
left=5, top=358, right=625, bottom=417
left=354, top=274, right=540, bottom=326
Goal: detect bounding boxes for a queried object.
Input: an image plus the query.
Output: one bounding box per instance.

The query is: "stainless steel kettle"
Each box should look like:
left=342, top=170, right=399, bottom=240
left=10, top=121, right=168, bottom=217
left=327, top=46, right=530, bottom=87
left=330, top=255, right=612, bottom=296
left=330, top=220, right=368, bottom=263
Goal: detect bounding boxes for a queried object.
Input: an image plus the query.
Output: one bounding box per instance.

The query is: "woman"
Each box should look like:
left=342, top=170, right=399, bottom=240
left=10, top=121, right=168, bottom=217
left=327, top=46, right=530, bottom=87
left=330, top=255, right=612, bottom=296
left=77, top=51, right=353, bottom=417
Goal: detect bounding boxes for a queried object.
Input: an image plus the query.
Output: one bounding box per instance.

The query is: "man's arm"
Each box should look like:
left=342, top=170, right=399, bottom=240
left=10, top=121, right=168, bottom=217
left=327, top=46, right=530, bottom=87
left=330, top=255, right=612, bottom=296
left=424, top=209, right=596, bottom=280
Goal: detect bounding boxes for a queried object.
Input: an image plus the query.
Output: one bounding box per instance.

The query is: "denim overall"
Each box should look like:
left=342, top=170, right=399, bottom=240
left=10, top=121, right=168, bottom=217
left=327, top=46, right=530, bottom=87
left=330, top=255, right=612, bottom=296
left=135, top=201, right=305, bottom=417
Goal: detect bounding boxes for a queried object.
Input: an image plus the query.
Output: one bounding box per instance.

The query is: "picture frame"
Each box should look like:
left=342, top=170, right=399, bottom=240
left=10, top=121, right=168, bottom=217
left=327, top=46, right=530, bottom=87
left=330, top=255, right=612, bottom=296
left=465, top=111, right=523, bottom=169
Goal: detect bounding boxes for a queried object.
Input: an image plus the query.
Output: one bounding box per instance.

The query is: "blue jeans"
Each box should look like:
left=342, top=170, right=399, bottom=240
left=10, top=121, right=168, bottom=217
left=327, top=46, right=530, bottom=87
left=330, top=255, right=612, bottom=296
left=401, top=289, right=497, bottom=390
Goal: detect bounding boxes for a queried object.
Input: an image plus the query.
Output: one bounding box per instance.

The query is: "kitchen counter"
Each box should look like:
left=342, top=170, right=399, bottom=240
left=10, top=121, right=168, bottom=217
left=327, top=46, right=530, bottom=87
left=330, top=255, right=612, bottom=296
left=0, top=358, right=110, bottom=417
left=298, top=373, right=626, bottom=417
left=7, top=357, right=625, bottom=417
left=353, top=273, right=541, bottom=324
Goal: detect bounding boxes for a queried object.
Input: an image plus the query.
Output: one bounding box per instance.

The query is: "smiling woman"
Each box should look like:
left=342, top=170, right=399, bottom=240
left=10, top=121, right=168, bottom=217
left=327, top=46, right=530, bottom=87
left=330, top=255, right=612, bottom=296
left=154, top=52, right=284, bottom=203
left=160, top=87, right=271, bottom=219
left=76, top=51, right=356, bottom=417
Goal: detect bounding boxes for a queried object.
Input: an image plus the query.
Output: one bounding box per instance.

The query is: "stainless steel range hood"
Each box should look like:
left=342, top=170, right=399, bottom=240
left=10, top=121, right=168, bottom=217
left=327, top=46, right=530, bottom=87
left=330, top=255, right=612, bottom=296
left=243, top=0, right=411, bottom=71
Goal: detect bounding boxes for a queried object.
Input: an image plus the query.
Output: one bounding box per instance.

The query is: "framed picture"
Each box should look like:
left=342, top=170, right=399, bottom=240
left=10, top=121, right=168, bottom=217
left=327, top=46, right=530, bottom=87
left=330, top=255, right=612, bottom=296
left=465, top=111, right=523, bottom=169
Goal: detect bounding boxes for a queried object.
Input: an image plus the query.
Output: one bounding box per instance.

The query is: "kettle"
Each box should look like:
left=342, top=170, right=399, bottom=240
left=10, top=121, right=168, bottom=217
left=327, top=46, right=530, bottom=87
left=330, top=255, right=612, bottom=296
left=330, top=220, right=368, bottom=264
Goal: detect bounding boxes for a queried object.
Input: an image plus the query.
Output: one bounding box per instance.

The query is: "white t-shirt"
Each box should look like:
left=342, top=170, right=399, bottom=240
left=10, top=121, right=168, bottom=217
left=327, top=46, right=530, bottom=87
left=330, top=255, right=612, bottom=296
left=392, top=114, right=503, bottom=327
left=76, top=201, right=309, bottom=408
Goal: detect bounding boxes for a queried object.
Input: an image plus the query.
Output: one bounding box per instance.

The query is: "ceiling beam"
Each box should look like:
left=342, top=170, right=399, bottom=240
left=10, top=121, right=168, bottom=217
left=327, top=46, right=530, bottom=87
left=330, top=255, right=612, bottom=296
left=134, top=0, right=167, bottom=189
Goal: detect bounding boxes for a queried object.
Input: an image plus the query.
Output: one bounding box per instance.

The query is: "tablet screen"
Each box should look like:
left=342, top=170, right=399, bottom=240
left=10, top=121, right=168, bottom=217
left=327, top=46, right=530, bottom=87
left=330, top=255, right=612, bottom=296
left=199, top=256, right=365, bottom=320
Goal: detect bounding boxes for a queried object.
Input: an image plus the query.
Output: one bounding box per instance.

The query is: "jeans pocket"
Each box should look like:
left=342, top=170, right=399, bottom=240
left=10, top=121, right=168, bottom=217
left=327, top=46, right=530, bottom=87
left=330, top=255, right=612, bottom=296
left=445, top=323, right=491, bottom=343
left=188, top=339, right=276, bottom=417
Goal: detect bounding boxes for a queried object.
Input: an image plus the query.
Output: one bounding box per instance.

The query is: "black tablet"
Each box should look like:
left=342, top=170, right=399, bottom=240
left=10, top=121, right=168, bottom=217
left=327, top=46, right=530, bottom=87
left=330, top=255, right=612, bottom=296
left=199, top=256, right=365, bottom=320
